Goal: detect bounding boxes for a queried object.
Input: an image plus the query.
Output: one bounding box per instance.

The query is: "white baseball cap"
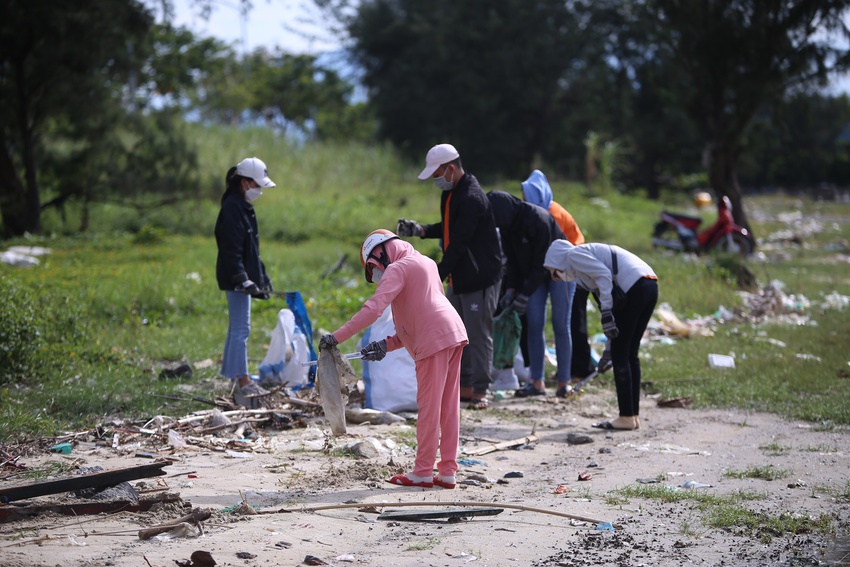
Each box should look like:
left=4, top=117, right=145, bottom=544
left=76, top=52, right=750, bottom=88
left=417, top=143, right=460, bottom=180
left=236, top=157, right=276, bottom=188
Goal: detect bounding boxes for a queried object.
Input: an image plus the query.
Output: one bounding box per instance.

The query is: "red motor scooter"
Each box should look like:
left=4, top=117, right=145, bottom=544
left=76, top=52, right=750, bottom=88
left=652, top=195, right=755, bottom=256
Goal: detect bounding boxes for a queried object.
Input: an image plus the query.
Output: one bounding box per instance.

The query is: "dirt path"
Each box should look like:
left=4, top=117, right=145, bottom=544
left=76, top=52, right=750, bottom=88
left=2, top=388, right=849, bottom=567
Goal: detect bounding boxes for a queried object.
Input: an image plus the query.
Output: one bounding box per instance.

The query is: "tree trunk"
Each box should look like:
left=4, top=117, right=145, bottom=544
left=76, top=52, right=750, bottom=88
left=705, top=143, right=754, bottom=239
left=0, top=136, right=30, bottom=238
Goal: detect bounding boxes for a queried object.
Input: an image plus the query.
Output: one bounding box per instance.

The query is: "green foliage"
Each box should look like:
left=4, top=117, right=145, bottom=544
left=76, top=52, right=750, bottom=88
left=0, top=0, right=154, bottom=237
left=0, top=276, right=43, bottom=384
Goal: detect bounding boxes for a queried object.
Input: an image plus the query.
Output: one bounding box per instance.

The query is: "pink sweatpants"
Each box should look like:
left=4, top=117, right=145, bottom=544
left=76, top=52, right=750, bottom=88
left=412, top=344, right=464, bottom=478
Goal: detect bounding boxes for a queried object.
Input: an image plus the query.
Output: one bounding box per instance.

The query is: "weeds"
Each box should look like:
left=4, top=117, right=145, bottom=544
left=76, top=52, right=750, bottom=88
left=724, top=465, right=791, bottom=481
left=759, top=442, right=791, bottom=456
left=802, top=444, right=839, bottom=453
left=405, top=538, right=440, bottom=552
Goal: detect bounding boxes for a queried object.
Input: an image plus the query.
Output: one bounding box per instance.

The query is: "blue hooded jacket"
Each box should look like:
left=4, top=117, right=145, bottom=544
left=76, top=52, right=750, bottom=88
left=521, top=170, right=553, bottom=210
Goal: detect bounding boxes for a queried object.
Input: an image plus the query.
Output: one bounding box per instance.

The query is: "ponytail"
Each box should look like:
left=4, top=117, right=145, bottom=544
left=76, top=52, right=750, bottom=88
left=222, top=166, right=241, bottom=203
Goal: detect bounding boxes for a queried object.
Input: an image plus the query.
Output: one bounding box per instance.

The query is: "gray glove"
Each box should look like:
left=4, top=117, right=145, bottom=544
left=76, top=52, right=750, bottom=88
left=235, top=279, right=261, bottom=295
left=499, top=288, right=516, bottom=311
left=397, top=218, right=422, bottom=237
left=511, top=293, right=529, bottom=316
left=361, top=339, right=387, bottom=361
left=319, top=333, right=338, bottom=351
left=601, top=309, right=619, bottom=339
left=597, top=344, right=612, bottom=374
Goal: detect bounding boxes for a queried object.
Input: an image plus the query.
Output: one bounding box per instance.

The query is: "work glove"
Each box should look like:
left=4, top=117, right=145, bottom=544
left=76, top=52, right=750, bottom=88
left=511, top=293, right=529, bottom=316
left=397, top=218, right=422, bottom=238
left=235, top=279, right=261, bottom=296
left=600, top=309, right=619, bottom=339
left=499, top=288, right=516, bottom=311
left=360, top=339, right=387, bottom=362
left=597, top=343, right=613, bottom=374
left=318, top=333, right=338, bottom=351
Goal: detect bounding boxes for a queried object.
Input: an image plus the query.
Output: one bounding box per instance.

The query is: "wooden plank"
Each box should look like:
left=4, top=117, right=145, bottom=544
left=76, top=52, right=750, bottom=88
left=378, top=507, right=504, bottom=521
left=462, top=435, right=539, bottom=456
left=0, top=461, right=170, bottom=503
left=0, top=493, right=182, bottom=523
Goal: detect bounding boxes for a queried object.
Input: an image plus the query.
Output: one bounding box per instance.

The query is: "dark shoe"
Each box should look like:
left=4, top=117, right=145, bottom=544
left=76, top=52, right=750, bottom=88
left=514, top=384, right=546, bottom=398
left=591, top=420, right=637, bottom=431
left=466, top=397, right=490, bottom=410
left=556, top=385, right=572, bottom=398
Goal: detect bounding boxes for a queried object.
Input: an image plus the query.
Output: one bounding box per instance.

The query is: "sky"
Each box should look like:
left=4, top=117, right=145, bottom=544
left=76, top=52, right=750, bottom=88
left=164, top=0, right=849, bottom=94
left=167, top=0, right=342, bottom=55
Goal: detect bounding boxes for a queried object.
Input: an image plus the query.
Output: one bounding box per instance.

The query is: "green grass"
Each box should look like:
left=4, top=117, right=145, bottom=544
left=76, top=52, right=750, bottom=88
left=611, top=484, right=833, bottom=541
left=724, top=465, right=792, bottom=481
left=2, top=127, right=850, bottom=441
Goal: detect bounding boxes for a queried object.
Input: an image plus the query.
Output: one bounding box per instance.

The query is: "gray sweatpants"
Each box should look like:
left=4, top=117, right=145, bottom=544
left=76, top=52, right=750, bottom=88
left=447, top=279, right=500, bottom=395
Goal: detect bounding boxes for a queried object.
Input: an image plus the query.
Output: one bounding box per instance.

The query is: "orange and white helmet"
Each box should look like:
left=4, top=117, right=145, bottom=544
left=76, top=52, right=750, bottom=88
left=360, top=229, right=399, bottom=283
left=694, top=191, right=713, bottom=208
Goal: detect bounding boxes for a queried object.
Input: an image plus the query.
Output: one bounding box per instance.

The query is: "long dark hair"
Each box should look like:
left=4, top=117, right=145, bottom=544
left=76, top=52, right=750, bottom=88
left=222, top=166, right=246, bottom=204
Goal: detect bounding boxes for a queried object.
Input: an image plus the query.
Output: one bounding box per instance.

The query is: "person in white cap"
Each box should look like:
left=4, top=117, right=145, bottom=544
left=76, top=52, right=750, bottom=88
left=397, top=144, right=502, bottom=410
left=214, top=157, right=277, bottom=408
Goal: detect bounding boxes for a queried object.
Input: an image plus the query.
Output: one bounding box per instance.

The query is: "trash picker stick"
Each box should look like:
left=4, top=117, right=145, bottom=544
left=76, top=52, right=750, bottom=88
left=260, top=501, right=608, bottom=526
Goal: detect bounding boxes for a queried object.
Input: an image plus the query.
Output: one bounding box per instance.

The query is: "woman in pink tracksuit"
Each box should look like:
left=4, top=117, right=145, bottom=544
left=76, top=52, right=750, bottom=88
left=319, top=229, right=468, bottom=488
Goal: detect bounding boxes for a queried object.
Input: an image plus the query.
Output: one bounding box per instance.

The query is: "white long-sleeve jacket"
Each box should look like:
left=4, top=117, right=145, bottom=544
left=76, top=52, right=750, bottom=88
left=543, top=240, right=657, bottom=311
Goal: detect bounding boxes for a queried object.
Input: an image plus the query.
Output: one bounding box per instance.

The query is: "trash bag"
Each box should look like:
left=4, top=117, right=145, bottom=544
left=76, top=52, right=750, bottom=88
left=316, top=345, right=358, bottom=436
left=358, top=306, right=418, bottom=413
left=284, top=291, right=318, bottom=382
left=258, top=309, right=310, bottom=387
left=492, top=309, right=521, bottom=369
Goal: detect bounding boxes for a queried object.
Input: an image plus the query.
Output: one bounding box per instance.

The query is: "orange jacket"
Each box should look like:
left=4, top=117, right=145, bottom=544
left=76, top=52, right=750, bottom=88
left=549, top=201, right=585, bottom=245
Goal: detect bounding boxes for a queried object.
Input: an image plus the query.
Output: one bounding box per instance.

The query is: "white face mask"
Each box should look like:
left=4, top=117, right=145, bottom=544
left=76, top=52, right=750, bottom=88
left=551, top=268, right=575, bottom=282
left=433, top=166, right=454, bottom=191
left=371, top=268, right=384, bottom=284
left=245, top=187, right=263, bottom=203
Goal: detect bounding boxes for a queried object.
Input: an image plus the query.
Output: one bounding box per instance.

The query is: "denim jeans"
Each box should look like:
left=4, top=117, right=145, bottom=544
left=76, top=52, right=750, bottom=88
left=525, top=279, right=574, bottom=383
left=220, top=291, right=251, bottom=379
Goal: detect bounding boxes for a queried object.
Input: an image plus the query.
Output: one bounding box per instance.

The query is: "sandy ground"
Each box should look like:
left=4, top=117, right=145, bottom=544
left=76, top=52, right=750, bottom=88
left=2, top=384, right=849, bottom=567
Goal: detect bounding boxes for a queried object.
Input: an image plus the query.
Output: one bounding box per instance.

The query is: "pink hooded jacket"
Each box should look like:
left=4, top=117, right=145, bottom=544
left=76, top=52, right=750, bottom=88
left=333, top=238, right=468, bottom=361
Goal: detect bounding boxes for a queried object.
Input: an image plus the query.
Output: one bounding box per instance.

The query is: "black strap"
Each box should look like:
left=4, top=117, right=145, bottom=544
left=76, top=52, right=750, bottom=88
left=609, top=245, right=618, bottom=277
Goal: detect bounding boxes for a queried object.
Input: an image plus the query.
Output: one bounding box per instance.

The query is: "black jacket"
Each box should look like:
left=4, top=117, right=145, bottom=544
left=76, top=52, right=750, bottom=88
left=487, top=190, right=565, bottom=297
left=421, top=173, right=501, bottom=294
left=215, top=191, right=270, bottom=291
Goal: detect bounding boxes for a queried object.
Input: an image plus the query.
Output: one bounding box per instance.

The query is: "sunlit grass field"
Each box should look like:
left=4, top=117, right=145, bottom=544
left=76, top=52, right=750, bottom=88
left=2, top=127, right=849, bottom=441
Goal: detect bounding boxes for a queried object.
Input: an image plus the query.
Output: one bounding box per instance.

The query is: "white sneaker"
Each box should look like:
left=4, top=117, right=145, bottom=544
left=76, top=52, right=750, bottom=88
left=490, top=368, right=520, bottom=391
left=513, top=363, right=530, bottom=385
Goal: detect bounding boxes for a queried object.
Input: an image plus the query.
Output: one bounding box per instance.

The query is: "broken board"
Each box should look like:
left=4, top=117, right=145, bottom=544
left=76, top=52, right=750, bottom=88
left=377, top=507, right=504, bottom=521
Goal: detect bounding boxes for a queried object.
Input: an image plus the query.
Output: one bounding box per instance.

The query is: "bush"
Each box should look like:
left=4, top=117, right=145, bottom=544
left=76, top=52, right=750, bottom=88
left=0, top=275, right=43, bottom=384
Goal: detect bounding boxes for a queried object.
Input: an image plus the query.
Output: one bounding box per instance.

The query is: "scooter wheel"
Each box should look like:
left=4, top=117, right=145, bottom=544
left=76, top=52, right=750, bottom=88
left=715, top=232, right=754, bottom=256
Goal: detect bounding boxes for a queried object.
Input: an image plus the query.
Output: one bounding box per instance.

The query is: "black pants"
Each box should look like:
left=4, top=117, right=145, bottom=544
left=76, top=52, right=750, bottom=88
left=570, top=287, right=595, bottom=378
left=610, top=278, right=658, bottom=417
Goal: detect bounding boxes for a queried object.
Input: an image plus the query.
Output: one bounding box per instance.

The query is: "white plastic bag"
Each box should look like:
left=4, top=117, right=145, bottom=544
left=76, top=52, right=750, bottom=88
left=358, top=306, right=418, bottom=413
left=258, top=309, right=310, bottom=387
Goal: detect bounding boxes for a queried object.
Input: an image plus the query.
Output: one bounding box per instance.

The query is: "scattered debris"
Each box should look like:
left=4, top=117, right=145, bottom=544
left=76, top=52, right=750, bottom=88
left=138, top=507, right=211, bottom=540
left=566, top=433, right=593, bottom=445
left=377, top=507, right=504, bottom=522
left=657, top=397, right=693, bottom=408
left=0, top=461, right=170, bottom=503
left=175, top=550, right=217, bottom=567
left=463, top=429, right=538, bottom=456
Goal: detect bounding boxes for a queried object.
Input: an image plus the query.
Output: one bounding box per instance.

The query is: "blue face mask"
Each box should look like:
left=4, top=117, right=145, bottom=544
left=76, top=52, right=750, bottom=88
left=371, top=268, right=384, bottom=284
